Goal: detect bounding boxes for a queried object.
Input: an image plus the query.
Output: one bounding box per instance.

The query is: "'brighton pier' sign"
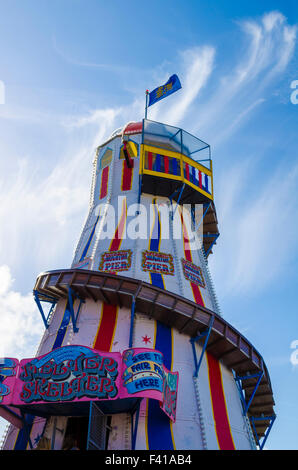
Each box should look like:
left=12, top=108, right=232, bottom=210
left=0, top=345, right=178, bottom=422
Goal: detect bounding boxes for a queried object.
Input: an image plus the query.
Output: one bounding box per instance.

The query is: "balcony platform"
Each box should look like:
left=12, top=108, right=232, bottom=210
left=34, top=268, right=275, bottom=440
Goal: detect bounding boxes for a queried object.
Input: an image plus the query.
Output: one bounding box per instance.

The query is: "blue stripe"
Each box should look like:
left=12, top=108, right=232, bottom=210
left=154, top=154, right=161, bottom=172
left=150, top=202, right=161, bottom=252
left=146, top=199, right=174, bottom=450
left=204, top=174, right=209, bottom=193
left=13, top=414, right=35, bottom=450
left=79, top=215, right=99, bottom=262
left=172, top=158, right=178, bottom=175
left=149, top=273, right=164, bottom=289
left=52, top=301, right=72, bottom=350
left=191, top=166, right=196, bottom=185
left=147, top=322, right=173, bottom=449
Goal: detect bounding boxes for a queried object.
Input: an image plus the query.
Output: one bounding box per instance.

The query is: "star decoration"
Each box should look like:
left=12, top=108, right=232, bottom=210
left=142, top=335, right=152, bottom=345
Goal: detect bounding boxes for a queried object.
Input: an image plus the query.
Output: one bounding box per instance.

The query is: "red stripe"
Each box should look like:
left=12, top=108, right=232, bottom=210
left=93, top=304, right=117, bottom=352
left=190, top=282, right=204, bottom=306
left=181, top=214, right=205, bottom=306
left=207, top=353, right=235, bottom=450
left=93, top=201, right=126, bottom=351
left=109, top=201, right=126, bottom=251
left=164, top=155, right=169, bottom=174
left=185, top=163, right=190, bottom=181
left=100, top=166, right=109, bottom=199
left=121, top=160, right=133, bottom=191
left=148, top=152, right=153, bottom=171
left=198, top=170, right=202, bottom=189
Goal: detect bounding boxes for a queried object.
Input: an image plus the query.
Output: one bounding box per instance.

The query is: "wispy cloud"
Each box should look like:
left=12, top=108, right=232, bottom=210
left=0, top=10, right=296, bottom=307
left=149, top=46, right=216, bottom=125
left=209, top=160, right=298, bottom=297
left=0, top=265, right=43, bottom=358
left=52, top=35, right=135, bottom=76
left=192, top=11, right=297, bottom=144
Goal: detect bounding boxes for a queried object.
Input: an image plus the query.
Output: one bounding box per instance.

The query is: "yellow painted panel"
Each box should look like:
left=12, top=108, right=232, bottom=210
left=120, top=140, right=139, bottom=159
left=100, top=148, right=113, bottom=169
left=140, top=144, right=213, bottom=200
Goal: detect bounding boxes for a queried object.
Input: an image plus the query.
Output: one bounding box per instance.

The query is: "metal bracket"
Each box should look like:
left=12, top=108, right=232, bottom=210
left=204, top=233, right=220, bottom=257
left=169, top=183, right=185, bottom=220
left=128, top=285, right=142, bottom=348
left=249, top=415, right=276, bottom=450
left=33, top=290, right=57, bottom=330
left=190, top=316, right=214, bottom=378
left=68, top=286, right=85, bottom=333
left=235, top=371, right=264, bottom=416
left=191, top=202, right=211, bottom=232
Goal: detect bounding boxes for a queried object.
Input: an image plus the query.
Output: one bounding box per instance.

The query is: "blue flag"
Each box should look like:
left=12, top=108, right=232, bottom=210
left=148, top=74, right=182, bottom=107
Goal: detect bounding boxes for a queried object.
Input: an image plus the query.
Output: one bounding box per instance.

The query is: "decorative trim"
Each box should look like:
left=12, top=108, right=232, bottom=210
left=181, top=258, right=206, bottom=288
left=142, top=250, right=174, bottom=276
left=99, top=250, right=132, bottom=273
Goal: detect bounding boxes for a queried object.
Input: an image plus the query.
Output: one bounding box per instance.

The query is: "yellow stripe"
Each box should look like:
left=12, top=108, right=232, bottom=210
left=109, top=307, right=118, bottom=352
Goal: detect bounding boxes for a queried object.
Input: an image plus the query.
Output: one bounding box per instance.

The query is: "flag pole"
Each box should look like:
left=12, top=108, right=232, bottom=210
left=145, top=90, right=149, bottom=120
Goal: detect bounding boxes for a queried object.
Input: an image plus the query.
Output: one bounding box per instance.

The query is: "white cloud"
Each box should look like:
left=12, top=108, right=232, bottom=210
left=0, top=265, right=43, bottom=358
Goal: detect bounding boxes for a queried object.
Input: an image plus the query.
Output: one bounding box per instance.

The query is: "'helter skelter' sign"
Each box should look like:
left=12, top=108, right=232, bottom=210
left=0, top=345, right=178, bottom=422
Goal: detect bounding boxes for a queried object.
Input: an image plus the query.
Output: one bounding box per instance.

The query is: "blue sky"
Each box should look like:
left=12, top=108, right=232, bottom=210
left=0, top=0, right=297, bottom=450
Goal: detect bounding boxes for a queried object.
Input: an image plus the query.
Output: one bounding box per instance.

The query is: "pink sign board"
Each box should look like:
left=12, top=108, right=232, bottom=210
left=0, top=345, right=178, bottom=422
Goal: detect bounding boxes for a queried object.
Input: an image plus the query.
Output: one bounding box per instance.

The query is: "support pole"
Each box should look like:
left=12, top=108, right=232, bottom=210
left=169, top=183, right=185, bottom=220
left=129, top=298, right=136, bottom=348
left=145, top=90, right=149, bottom=119
left=128, top=285, right=142, bottom=349
left=67, top=287, right=79, bottom=333
left=131, top=400, right=141, bottom=450
left=190, top=315, right=214, bottom=378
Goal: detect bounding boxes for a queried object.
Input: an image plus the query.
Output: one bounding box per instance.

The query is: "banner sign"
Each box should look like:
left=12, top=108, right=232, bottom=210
left=142, top=250, right=174, bottom=276
left=122, top=348, right=178, bottom=422
left=181, top=258, right=205, bottom=288
left=148, top=74, right=182, bottom=108
left=0, top=358, right=18, bottom=404
left=15, top=346, right=120, bottom=405
left=99, top=250, right=132, bottom=273
left=0, top=346, right=178, bottom=422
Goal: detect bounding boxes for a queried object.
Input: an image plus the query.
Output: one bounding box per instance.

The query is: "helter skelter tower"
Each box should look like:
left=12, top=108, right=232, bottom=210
left=1, top=119, right=276, bottom=451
